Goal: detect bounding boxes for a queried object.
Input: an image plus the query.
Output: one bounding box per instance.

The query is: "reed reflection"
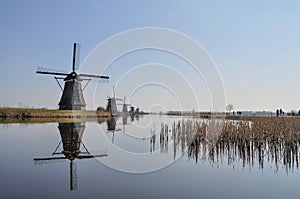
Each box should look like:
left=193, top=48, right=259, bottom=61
left=162, top=118, right=300, bottom=173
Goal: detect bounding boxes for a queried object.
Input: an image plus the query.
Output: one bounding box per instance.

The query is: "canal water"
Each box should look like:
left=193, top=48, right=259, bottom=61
left=0, top=115, right=299, bottom=199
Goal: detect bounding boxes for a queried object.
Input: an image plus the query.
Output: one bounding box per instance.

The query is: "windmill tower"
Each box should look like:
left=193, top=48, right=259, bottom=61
left=122, top=99, right=128, bottom=113
left=36, top=43, right=109, bottom=110
left=116, top=96, right=131, bottom=114
left=34, top=122, right=107, bottom=191
left=106, top=86, right=123, bottom=116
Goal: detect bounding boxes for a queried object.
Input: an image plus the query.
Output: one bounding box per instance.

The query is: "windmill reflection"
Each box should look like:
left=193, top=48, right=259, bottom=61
left=33, top=122, right=107, bottom=191
left=107, top=117, right=117, bottom=131
left=104, top=115, right=131, bottom=143
left=105, top=117, right=120, bottom=143
left=122, top=115, right=128, bottom=126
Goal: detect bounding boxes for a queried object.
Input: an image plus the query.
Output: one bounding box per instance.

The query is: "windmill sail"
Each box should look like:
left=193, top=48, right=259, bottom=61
left=70, top=161, right=77, bottom=191
left=74, top=43, right=81, bottom=71
left=36, top=67, right=69, bottom=76
left=79, top=74, right=109, bottom=79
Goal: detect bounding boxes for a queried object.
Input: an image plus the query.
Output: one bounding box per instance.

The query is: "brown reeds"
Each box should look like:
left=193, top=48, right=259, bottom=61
left=161, top=117, right=300, bottom=173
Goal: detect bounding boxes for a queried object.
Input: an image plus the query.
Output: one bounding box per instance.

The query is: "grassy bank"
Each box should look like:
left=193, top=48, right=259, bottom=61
left=0, top=107, right=111, bottom=119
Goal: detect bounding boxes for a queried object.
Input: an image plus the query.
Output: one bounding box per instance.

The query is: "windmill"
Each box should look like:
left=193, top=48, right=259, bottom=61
left=33, top=122, right=107, bottom=191
left=116, top=96, right=131, bottom=114
left=36, top=43, right=109, bottom=110
left=106, top=86, right=123, bottom=116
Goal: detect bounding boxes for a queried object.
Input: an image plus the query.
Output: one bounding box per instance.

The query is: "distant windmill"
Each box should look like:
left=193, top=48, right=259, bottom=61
left=106, top=86, right=123, bottom=116
left=36, top=43, right=109, bottom=110
left=116, top=96, right=131, bottom=114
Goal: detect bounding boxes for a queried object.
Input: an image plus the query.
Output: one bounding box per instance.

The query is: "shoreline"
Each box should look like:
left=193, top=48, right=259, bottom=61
left=0, top=107, right=111, bottom=123
left=1, top=107, right=299, bottom=124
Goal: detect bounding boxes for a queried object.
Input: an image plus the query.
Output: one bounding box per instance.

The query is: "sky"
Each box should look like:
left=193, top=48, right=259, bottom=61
left=1, top=0, right=300, bottom=112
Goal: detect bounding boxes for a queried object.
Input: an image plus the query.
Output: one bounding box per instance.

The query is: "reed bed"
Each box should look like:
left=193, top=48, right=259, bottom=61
left=160, top=117, right=300, bottom=173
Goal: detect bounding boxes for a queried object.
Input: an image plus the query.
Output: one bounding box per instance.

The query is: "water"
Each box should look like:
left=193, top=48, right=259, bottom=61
left=0, top=115, right=300, bottom=199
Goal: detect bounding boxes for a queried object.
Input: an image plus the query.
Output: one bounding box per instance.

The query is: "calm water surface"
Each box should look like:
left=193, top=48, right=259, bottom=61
left=0, top=115, right=299, bottom=199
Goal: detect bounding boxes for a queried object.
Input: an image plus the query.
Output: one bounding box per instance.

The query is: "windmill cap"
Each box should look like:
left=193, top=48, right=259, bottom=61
left=64, top=72, right=81, bottom=81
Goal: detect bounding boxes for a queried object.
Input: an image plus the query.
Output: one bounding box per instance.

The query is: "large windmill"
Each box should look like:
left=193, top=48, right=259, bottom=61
left=36, top=43, right=109, bottom=110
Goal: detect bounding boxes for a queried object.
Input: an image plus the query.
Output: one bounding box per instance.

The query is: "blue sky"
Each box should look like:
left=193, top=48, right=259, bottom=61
left=1, top=0, right=300, bottom=112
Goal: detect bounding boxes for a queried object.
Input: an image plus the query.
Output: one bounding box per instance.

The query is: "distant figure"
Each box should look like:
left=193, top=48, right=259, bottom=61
left=276, top=109, right=279, bottom=117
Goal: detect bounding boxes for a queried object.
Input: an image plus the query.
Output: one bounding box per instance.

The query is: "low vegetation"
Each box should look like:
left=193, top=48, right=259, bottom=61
left=0, top=107, right=110, bottom=121
left=161, top=117, right=300, bottom=173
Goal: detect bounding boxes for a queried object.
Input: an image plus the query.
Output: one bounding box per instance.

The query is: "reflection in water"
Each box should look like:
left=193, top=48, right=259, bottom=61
left=104, top=115, right=134, bottom=143
left=122, top=115, right=128, bottom=126
left=107, top=117, right=117, bottom=131
left=150, top=126, right=156, bottom=153
left=135, top=115, right=140, bottom=121
left=129, top=114, right=141, bottom=122
left=160, top=124, right=168, bottom=154
left=31, top=116, right=300, bottom=193
left=161, top=118, right=300, bottom=173
left=130, top=114, right=134, bottom=122
left=33, top=122, right=107, bottom=191
left=2, top=115, right=300, bottom=198
left=105, top=117, right=121, bottom=143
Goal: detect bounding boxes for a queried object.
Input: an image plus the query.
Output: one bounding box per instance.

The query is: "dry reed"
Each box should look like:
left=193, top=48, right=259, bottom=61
left=160, top=117, right=300, bottom=173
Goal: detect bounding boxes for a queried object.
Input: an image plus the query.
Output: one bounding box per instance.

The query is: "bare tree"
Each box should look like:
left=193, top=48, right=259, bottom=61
left=226, top=104, right=234, bottom=115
